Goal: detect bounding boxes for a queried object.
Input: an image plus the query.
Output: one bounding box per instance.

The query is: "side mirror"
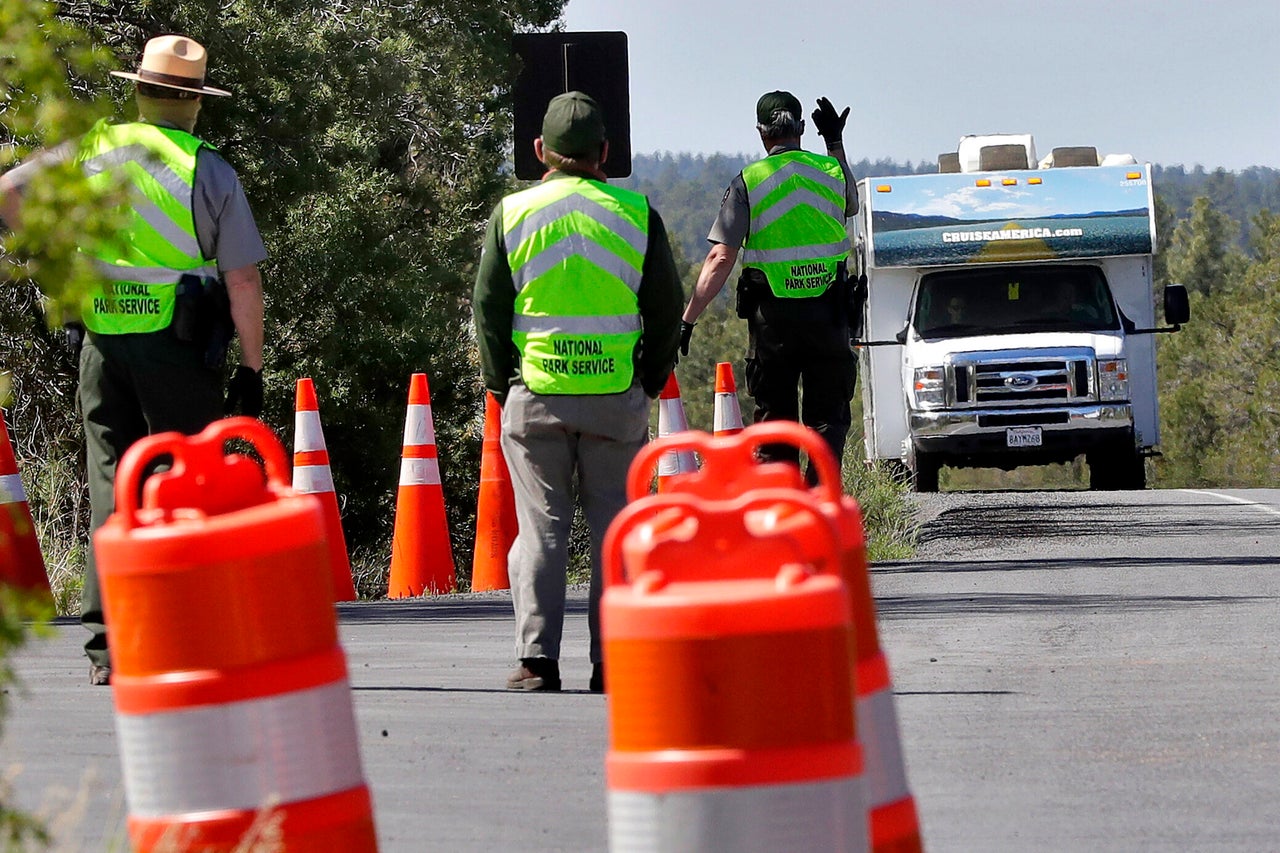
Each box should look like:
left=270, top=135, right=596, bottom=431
left=894, top=326, right=909, bottom=345
left=1164, top=283, right=1190, bottom=326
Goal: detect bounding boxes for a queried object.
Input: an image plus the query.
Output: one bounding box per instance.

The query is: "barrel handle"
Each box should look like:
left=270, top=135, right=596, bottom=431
left=603, top=488, right=840, bottom=589
left=113, top=417, right=290, bottom=531
left=627, top=421, right=842, bottom=502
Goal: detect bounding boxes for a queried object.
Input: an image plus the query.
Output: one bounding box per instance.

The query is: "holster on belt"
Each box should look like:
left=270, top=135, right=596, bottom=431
left=736, top=268, right=767, bottom=319
left=173, top=273, right=235, bottom=369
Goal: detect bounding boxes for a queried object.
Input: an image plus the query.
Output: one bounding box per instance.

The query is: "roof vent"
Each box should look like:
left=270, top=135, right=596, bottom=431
left=978, top=144, right=1033, bottom=171
left=1047, top=146, right=1099, bottom=167
left=957, top=133, right=1037, bottom=172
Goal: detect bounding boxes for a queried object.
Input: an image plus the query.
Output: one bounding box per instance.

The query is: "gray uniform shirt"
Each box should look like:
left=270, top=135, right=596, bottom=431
left=707, top=143, right=859, bottom=248
left=3, top=124, right=267, bottom=273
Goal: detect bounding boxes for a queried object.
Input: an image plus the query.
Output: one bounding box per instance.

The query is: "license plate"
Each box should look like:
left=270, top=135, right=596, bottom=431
left=1006, top=427, right=1043, bottom=448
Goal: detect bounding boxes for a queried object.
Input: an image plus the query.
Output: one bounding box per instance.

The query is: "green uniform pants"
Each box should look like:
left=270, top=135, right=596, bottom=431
left=79, top=330, right=223, bottom=668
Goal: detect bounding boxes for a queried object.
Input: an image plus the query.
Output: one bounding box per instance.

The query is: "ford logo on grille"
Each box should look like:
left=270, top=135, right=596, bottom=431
left=1006, top=374, right=1038, bottom=389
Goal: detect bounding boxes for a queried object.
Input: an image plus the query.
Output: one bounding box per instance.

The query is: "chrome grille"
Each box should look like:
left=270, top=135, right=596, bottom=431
left=950, top=355, right=1094, bottom=407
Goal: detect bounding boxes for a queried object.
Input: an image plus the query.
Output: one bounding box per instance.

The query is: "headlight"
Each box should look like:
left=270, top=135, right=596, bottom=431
left=1098, top=358, right=1128, bottom=401
left=912, top=366, right=947, bottom=409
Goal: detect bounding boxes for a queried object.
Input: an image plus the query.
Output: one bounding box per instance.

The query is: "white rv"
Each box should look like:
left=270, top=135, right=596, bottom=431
left=854, top=134, right=1189, bottom=491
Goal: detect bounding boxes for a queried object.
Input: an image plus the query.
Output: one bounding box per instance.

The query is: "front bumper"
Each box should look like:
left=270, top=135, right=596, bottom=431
left=910, top=404, right=1134, bottom=467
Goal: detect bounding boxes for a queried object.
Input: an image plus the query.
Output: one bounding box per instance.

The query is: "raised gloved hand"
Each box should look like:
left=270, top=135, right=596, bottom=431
left=224, top=365, right=264, bottom=418
left=679, top=321, right=695, bottom=358
left=812, top=97, right=850, bottom=144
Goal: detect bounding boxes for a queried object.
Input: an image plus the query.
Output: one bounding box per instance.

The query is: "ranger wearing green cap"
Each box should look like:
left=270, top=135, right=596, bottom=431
left=472, top=91, right=683, bottom=693
left=678, top=91, right=860, bottom=477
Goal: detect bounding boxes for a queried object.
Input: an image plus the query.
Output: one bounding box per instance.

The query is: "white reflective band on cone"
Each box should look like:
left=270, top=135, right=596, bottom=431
left=715, top=395, right=743, bottom=430
left=293, top=410, right=327, bottom=453
left=115, top=680, right=365, bottom=817
left=657, top=451, right=697, bottom=477
left=0, top=473, right=27, bottom=504
left=399, top=457, right=441, bottom=487
left=292, top=464, right=335, bottom=495
left=857, top=687, right=911, bottom=806
left=609, top=776, right=867, bottom=853
left=402, top=404, right=436, bottom=446
left=659, top=398, right=690, bottom=432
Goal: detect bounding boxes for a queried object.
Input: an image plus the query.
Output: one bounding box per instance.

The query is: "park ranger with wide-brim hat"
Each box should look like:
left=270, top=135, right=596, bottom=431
left=0, top=34, right=268, bottom=686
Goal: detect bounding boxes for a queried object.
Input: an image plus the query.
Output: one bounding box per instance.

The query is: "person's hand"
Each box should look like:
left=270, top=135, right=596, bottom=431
left=679, top=321, right=695, bottom=357
left=225, top=365, right=264, bottom=418
left=812, top=97, right=850, bottom=143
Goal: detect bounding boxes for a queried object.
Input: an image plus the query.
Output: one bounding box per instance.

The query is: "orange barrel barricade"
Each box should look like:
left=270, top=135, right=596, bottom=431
left=94, top=417, right=378, bottom=852
left=603, top=489, right=867, bottom=852
left=0, top=408, right=52, bottom=597
left=626, top=422, right=923, bottom=853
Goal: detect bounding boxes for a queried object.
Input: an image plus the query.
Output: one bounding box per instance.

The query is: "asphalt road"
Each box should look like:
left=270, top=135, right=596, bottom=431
left=4, top=486, right=1279, bottom=851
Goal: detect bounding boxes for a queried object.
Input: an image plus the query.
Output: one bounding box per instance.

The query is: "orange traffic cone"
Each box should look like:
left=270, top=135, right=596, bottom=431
left=292, top=378, right=357, bottom=601
left=656, top=372, right=697, bottom=492
left=388, top=373, right=456, bottom=597
left=0, top=409, right=52, bottom=596
left=713, top=362, right=744, bottom=437
left=470, top=392, right=515, bottom=592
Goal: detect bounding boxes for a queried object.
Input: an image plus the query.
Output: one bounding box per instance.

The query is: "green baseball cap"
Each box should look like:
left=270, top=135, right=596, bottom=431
left=541, top=91, right=606, bottom=157
left=756, top=90, right=802, bottom=124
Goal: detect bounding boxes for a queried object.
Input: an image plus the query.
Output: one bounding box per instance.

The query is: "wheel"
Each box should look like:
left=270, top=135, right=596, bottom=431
left=911, top=451, right=941, bottom=493
left=1088, top=444, right=1145, bottom=491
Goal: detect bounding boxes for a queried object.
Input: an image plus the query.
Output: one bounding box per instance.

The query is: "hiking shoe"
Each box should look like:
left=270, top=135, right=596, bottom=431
left=589, top=662, right=605, bottom=694
left=506, top=658, right=561, bottom=691
left=89, top=664, right=111, bottom=686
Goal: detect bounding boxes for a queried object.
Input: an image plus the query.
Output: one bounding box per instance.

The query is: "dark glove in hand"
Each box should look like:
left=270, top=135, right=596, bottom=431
left=225, top=365, right=264, bottom=418
left=812, top=97, right=850, bottom=143
left=679, top=321, right=695, bottom=357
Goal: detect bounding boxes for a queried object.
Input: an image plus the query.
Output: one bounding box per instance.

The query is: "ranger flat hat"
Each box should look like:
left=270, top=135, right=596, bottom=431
left=110, top=35, right=231, bottom=97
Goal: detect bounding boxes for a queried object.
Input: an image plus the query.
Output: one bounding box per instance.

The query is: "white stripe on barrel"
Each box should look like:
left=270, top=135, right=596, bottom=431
left=858, top=687, right=911, bottom=807
left=610, top=776, right=866, bottom=852
left=115, top=680, right=365, bottom=817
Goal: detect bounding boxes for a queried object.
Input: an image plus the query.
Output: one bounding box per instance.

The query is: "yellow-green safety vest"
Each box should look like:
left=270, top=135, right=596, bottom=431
left=76, top=120, right=218, bottom=334
left=742, top=150, right=850, bottom=298
left=501, top=176, right=650, bottom=395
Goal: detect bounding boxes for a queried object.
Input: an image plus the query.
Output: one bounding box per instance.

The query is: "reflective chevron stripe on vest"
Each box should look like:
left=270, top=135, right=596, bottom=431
left=741, top=150, right=850, bottom=298
left=501, top=176, right=649, bottom=395
left=76, top=120, right=218, bottom=334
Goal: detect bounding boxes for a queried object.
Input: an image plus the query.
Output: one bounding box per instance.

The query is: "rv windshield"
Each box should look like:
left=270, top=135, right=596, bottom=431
left=913, top=265, right=1120, bottom=339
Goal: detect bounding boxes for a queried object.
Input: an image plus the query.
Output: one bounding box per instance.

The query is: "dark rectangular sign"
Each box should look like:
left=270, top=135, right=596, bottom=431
left=513, top=32, right=631, bottom=180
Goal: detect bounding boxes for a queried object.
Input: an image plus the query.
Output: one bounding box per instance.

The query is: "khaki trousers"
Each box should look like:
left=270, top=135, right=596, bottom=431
left=499, top=383, right=651, bottom=663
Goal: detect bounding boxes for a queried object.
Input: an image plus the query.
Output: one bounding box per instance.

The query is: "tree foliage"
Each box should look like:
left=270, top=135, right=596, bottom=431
left=1155, top=210, right=1280, bottom=486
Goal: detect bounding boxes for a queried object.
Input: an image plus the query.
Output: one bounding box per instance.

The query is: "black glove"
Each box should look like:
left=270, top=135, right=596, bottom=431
left=812, top=97, right=850, bottom=143
left=679, top=321, right=695, bottom=357
left=224, top=365, right=264, bottom=418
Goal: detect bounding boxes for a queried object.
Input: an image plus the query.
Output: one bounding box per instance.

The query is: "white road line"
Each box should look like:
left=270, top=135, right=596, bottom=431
left=1181, top=488, right=1280, bottom=519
